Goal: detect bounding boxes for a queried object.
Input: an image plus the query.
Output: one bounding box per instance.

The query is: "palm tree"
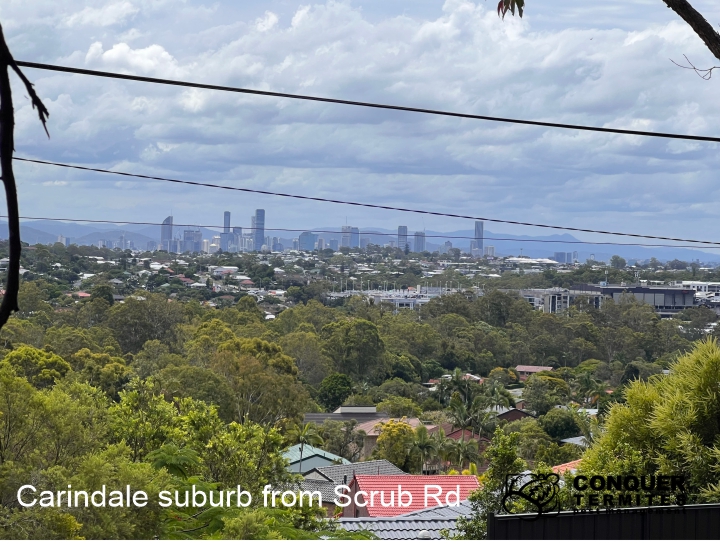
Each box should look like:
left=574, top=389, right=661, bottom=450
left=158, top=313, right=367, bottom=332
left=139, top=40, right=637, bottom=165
left=448, top=396, right=473, bottom=442
left=412, top=425, right=438, bottom=474
left=287, top=422, right=324, bottom=475
left=448, top=438, right=480, bottom=471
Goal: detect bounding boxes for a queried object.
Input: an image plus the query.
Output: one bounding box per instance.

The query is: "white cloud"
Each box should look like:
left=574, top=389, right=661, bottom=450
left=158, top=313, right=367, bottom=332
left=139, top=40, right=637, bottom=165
left=64, top=1, right=139, bottom=27
left=256, top=11, right=278, bottom=32
left=9, top=0, right=720, bottom=246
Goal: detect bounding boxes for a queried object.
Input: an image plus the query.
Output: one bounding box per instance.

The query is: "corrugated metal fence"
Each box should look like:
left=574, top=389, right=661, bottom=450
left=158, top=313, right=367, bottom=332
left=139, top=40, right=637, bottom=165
left=488, top=504, right=720, bottom=539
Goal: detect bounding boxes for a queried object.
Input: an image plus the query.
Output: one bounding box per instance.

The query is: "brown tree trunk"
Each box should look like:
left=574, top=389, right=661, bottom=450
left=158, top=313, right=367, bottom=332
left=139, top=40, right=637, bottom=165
left=663, top=0, right=720, bottom=61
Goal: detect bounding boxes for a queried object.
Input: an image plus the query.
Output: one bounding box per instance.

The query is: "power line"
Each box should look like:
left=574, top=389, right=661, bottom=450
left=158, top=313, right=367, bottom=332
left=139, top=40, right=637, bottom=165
left=2, top=214, right=717, bottom=249
left=16, top=60, right=720, bottom=144
left=15, top=156, right=720, bottom=247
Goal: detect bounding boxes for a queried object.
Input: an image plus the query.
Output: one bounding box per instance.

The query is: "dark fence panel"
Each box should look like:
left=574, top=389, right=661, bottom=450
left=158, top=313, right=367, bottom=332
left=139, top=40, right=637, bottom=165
left=488, top=504, right=720, bottom=539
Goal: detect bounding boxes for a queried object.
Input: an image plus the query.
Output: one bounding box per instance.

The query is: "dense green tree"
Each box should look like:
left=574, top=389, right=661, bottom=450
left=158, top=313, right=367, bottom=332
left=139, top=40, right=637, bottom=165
left=317, top=373, right=353, bottom=411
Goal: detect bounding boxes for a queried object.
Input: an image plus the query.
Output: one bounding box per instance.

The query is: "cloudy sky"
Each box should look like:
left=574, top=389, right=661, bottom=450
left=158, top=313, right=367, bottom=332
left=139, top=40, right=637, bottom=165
left=2, top=0, right=720, bottom=249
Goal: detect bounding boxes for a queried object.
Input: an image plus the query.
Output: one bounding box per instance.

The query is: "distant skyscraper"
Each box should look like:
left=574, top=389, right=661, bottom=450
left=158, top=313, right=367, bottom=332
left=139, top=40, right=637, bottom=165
left=472, top=221, right=484, bottom=256
left=161, top=216, right=173, bottom=251
left=341, top=226, right=352, bottom=248
left=317, top=237, right=325, bottom=250
left=254, top=209, right=265, bottom=251
left=360, top=238, right=370, bottom=249
left=484, top=245, right=496, bottom=257
left=329, top=239, right=339, bottom=251
left=398, top=226, right=408, bottom=250
left=572, top=251, right=579, bottom=263
left=554, top=252, right=570, bottom=264
left=146, top=240, right=157, bottom=251
left=298, top=232, right=318, bottom=251
left=224, top=211, right=231, bottom=233
left=350, top=227, right=360, bottom=248
left=414, top=231, right=426, bottom=253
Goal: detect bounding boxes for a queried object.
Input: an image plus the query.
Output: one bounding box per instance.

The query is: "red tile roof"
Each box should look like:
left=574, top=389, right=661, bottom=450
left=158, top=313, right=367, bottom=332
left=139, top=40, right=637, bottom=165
left=552, top=459, right=582, bottom=475
left=350, top=475, right=480, bottom=517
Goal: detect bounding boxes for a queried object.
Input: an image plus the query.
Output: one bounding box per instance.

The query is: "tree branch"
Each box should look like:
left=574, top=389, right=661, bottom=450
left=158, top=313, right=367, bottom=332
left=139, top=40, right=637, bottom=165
left=0, top=22, right=50, bottom=330
left=670, top=54, right=720, bottom=80
left=662, top=1, right=720, bottom=61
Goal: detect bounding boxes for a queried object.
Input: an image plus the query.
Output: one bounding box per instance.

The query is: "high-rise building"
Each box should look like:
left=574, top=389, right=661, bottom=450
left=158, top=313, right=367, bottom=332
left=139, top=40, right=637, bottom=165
left=147, top=240, right=157, bottom=251
left=57, top=235, right=69, bottom=246
left=472, top=221, right=484, bottom=257
left=341, top=226, right=352, bottom=248
left=350, top=227, right=360, bottom=248
left=484, top=245, right=496, bottom=257
left=329, top=239, right=339, bottom=251
left=317, top=238, right=325, bottom=250
left=572, top=251, right=579, bottom=263
left=398, top=226, right=408, bottom=250
left=298, top=232, right=318, bottom=251
left=360, top=238, right=370, bottom=249
left=414, top=231, right=426, bottom=253
left=183, top=229, right=203, bottom=253
left=224, top=211, right=231, bottom=233
left=161, top=216, right=173, bottom=251
left=254, top=209, right=265, bottom=251
left=554, top=252, right=570, bottom=264
left=202, top=240, right=210, bottom=253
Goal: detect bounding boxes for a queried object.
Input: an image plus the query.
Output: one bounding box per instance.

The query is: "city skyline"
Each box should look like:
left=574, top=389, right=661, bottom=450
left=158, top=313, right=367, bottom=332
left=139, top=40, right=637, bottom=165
left=7, top=1, right=720, bottom=246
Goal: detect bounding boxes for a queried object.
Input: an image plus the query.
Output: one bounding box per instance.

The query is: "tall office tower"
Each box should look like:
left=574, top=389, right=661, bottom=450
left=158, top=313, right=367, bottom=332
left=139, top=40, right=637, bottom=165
left=472, top=221, right=484, bottom=257
left=224, top=211, right=231, bottom=233
left=298, top=232, right=318, bottom=251
left=350, top=227, right=360, bottom=248
left=360, top=238, right=370, bottom=249
left=329, top=239, right=339, bottom=251
left=341, top=226, right=352, bottom=248
left=414, top=231, right=426, bottom=253
left=554, top=252, right=570, bottom=264
left=484, top=245, right=496, bottom=257
left=183, top=229, right=203, bottom=252
left=398, top=226, right=408, bottom=250
left=161, top=216, right=173, bottom=251
left=202, top=240, right=210, bottom=253
left=317, top=238, right=325, bottom=250
left=254, top=209, right=265, bottom=251
left=572, top=251, right=579, bottom=263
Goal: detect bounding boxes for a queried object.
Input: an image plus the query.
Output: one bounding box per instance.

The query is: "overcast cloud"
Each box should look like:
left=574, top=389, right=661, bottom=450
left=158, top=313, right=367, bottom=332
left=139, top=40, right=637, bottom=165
left=2, top=0, right=720, bottom=248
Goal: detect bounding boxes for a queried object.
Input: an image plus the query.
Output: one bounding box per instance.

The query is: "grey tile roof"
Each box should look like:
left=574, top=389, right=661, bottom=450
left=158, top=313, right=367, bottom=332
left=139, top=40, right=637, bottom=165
left=310, top=460, right=407, bottom=484
left=304, top=412, right=388, bottom=425
left=338, top=517, right=459, bottom=540
left=282, top=479, right=338, bottom=503
left=396, top=499, right=473, bottom=519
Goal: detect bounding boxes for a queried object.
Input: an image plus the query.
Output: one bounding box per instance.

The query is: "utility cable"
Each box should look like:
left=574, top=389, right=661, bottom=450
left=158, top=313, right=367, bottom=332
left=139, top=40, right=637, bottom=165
left=15, top=60, right=720, bottom=144
left=14, top=156, right=720, bottom=247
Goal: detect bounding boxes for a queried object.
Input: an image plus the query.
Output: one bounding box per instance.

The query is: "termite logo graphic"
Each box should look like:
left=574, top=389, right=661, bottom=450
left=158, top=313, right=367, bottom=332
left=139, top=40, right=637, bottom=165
left=502, top=473, right=561, bottom=520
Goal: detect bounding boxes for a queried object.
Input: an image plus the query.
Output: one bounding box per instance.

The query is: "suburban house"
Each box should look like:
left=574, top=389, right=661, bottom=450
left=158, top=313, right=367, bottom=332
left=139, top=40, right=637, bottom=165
left=515, top=365, right=554, bottom=381
left=341, top=475, right=480, bottom=518
left=283, top=444, right=350, bottom=475
left=292, top=460, right=407, bottom=517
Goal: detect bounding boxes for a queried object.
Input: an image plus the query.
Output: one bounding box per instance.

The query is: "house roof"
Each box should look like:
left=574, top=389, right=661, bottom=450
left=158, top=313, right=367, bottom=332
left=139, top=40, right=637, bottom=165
left=560, top=436, right=588, bottom=448
left=349, top=475, right=480, bottom=517
left=515, top=365, right=553, bottom=373
left=282, top=444, right=351, bottom=466
left=338, top=517, right=459, bottom=540
left=552, top=459, right=582, bottom=475
left=282, top=479, right=338, bottom=503
left=304, top=412, right=388, bottom=425
left=397, top=499, right=473, bottom=519
left=445, top=429, right=491, bottom=443
left=306, top=460, right=406, bottom=483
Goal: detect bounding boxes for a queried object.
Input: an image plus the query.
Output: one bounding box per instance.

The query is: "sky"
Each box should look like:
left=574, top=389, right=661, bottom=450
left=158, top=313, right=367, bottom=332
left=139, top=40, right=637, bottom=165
left=2, top=0, right=720, bottom=252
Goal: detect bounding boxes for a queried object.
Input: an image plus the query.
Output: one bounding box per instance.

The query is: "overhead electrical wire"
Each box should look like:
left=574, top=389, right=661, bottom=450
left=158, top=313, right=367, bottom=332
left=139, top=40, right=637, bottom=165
left=14, top=156, right=720, bottom=247
left=15, top=60, right=720, bottom=144
left=2, top=214, right=718, bottom=249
